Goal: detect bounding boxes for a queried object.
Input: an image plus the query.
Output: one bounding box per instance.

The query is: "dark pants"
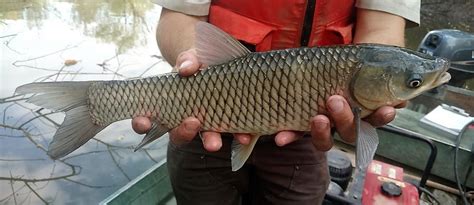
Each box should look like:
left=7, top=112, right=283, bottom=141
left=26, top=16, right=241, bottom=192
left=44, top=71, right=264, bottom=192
left=167, top=134, right=329, bottom=205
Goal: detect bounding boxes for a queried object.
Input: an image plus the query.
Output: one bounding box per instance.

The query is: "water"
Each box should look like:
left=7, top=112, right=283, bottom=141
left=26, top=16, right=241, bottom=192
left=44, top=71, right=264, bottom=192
left=1, top=1, right=473, bottom=204
left=0, top=1, right=172, bottom=204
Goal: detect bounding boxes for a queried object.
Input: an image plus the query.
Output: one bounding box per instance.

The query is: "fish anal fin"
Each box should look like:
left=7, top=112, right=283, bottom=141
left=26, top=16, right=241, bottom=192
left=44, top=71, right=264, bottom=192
left=195, top=22, right=251, bottom=66
left=231, top=134, right=260, bottom=172
left=134, top=123, right=169, bottom=151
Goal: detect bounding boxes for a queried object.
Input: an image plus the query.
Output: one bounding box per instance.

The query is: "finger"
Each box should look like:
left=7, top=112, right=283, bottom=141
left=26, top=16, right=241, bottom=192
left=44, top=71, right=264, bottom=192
left=310, top=115, right=333, bottom=151
left=327, top=95, right=356, bottom=143
left=275, top=131, right=303, bottom=147
left=131, top=116, right=152, bottom=134
left=169, top=117, right=201, bottom=146
left=364, top=106, right=396, bottom=127
left=234, top=133, right=251, bottom=145
left=201, top=131, right=222, bottom=152
left=175, top=49, right=202, bottom=77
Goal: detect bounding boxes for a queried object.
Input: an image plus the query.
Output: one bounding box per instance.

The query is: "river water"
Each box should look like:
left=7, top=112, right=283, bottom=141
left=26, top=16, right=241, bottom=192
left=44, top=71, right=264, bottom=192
left=1, top=1, right=473, bottom=204
left=1, top=1, right=171, bottom=204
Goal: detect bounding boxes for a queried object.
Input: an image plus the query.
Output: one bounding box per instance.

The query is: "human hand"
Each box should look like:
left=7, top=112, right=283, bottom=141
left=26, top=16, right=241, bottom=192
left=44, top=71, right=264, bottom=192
left=132, top=49, right=215, bottom=148
left=132, top=49, right=256, bottom=151
left=269, top=95, right=404, bottom=151
left=309, top=95, right=405, bottom=151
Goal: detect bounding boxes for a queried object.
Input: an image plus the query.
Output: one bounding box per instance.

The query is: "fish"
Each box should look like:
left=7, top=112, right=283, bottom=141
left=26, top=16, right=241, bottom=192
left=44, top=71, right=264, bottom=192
left=15, top=22, right=451, bottom=172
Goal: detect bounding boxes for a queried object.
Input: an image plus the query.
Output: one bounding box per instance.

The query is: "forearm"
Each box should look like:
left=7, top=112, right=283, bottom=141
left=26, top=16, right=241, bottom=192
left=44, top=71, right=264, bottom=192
left=353, top=9, right=406, bottom=47
left=156, top=8, right=208, bottom=66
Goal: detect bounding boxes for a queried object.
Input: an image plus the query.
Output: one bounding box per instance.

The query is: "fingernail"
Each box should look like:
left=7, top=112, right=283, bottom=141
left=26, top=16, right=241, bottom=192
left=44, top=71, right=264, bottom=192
left=329, top=99, right=344, bottom=113
left=277, top=136, right=288, bottom=146
left=241, top=136, right=250, bottom=144
left=383, top=111, right=395, bottom=122
left=211, top=140, right=222, bottom=150
left=179, top=60, right=193, bottom=71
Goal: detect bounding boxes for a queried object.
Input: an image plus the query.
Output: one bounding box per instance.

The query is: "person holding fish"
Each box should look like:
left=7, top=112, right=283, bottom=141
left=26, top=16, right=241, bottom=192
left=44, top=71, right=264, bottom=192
left=130, top=0, right=421, bottom=204
left=15, top=0, right=450, bottom=203
left=16, top=0, right=439, bottom=205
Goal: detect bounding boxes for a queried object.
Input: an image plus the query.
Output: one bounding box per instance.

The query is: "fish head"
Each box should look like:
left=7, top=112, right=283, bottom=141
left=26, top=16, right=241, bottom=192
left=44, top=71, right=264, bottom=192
left=352, top=45, right=451, bottom=111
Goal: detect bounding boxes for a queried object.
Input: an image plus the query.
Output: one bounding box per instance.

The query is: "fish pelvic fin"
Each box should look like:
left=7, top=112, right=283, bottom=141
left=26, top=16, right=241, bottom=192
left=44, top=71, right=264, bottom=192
left=15, top=81, right=105, bottom=159
left=134, top=123, right=169, bottom=151
left=231, top=134, right=260, bottom=171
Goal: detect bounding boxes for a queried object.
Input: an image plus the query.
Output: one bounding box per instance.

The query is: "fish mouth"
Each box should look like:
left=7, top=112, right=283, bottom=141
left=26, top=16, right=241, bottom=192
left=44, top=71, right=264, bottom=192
left=433, top=58, right=451, bottom=85
left=437, top=71, right=451, bottom=84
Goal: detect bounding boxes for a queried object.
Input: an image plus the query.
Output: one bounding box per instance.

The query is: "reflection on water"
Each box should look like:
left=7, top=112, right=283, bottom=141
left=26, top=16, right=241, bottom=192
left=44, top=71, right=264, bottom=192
left=0, top=0, right=171, bottom=204
left=1, top=0, right=155, bottom=53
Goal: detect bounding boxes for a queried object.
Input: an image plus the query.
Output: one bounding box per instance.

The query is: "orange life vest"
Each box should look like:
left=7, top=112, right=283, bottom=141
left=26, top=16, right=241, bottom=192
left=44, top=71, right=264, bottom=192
left=208, top=0, right=355, bottom=51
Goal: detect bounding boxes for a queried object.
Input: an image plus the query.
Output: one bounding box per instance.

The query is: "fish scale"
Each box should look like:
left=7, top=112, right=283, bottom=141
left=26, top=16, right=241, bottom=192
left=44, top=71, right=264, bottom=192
left=87, top=46, right=358, bottom=134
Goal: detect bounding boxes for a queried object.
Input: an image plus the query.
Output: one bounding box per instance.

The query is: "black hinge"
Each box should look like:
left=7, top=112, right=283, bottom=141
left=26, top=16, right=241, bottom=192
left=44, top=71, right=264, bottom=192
left=300, top=0, right=316, bottom=47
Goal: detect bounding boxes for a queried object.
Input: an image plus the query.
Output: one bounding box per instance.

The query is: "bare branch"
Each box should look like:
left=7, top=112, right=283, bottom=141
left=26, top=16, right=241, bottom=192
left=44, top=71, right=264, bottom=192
left=143, top=149, right=158, bottom=163
left=24, top=182, right=49, bottom=205
left=0, top=158, right=45, bottom=162
left=0, top=134, right=25, bottom=138
left=10, top=172, right=18, bottom=205
left=3, top=33, right=23, bottom=54
left=12, top=45, right=78, bottom=67
left=18, top=111, right=56, bottom=130
left=138, top=60, right=161, bottom=78
left=61, top=148, right=122, bottom=161
left=108, top=149, right=131, bottom=181
left=2, top=103, right=15, bottom=124
left=0, top=171, right=77, bottom=183
left=93, top=138, right=133, bottom=149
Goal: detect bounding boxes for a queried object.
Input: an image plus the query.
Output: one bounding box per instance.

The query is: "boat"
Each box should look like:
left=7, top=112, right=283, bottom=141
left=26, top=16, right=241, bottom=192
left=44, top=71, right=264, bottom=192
left=100, top=159, right=175, bottom=205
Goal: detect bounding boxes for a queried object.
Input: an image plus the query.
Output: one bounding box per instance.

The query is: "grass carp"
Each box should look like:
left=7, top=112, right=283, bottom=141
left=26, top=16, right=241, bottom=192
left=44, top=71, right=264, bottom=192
left=16, top=22, right=451, bottom=171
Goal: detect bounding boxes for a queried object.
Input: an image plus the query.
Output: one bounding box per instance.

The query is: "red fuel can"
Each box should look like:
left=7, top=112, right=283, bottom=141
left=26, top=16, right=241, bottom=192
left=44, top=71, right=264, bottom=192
left=362, top=161, right=419, bottom=205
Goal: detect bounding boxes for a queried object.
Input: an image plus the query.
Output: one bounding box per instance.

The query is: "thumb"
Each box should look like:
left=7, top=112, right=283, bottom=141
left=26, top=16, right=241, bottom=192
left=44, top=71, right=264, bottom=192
left=175, top=49, right=202, bottom=77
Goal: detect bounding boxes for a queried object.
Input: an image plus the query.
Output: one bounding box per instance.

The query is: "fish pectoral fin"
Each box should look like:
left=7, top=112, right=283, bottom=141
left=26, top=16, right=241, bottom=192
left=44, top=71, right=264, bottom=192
left=134, top=123, right=169, bottom=151
left=195, top=22, right=251, bottom=66
left=356, top=120, right=379, bottom=170
left=348, top=118, right=379, bottom=198
left=353, top=107, right=379, bottom=169
left=231, top=134, right=261, bottom=172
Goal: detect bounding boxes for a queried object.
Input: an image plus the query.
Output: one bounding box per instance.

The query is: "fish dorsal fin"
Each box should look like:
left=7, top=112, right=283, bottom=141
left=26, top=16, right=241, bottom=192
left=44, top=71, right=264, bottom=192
left=195, top=22, right=251, bottom=66
left=231, top=135, right=260, bottom=171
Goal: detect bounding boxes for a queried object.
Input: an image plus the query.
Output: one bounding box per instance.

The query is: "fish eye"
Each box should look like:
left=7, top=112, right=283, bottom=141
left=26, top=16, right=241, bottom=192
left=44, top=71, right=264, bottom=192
left=407, top=74, right=423, bottom=88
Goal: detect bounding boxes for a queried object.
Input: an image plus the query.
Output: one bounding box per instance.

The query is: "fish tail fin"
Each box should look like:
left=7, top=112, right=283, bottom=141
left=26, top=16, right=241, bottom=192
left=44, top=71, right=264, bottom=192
left=16, top=81, right=105, bottom=159
left=231, top=135, right=260, bottom=171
